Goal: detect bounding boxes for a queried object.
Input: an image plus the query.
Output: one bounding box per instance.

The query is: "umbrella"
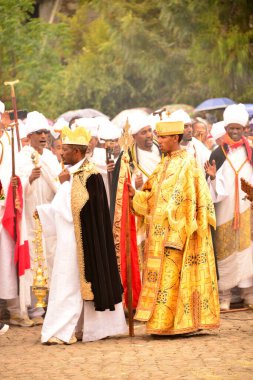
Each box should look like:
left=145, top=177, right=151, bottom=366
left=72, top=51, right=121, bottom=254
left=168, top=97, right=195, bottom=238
left=58, top=108, right=108, bottom=123
left=244, top=104, right=253, bottom=118
left=112, top=108, right=152, bottom=129
left=194, top=98, right=235, bottom=112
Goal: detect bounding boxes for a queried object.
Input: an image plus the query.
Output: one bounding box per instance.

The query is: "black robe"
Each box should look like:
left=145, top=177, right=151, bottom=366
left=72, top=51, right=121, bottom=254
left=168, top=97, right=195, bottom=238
left=80, top=173, right=123, bottom=311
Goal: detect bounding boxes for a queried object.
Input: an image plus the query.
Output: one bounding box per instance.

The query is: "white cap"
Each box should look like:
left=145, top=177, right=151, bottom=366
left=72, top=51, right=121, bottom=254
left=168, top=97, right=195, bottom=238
left=129, top=114, right=152, bottom=135
left=26, top=111, right=50, bottom=135
left=211, top=121, right=226, bottom=140
left=97, top=118, right=121, bottom=141
left=0, top=101, right=5, bottom=114
left=223, top=103, right=249, bottom=127
left=168, top=109, right=192, bottom=124
left=74, top=117, right=99, bottom=138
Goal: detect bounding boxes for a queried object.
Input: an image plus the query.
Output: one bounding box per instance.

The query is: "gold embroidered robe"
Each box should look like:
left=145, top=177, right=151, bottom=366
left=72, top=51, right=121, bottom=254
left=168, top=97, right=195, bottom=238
left=133, top=149, right=220, bottom=334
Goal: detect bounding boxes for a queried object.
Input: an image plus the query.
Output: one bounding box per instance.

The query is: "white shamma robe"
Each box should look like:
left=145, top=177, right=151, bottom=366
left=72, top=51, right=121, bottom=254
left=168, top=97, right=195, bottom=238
left=16, top=146, right=61, bottom=283
left=209, top=145, right=253, bottom=291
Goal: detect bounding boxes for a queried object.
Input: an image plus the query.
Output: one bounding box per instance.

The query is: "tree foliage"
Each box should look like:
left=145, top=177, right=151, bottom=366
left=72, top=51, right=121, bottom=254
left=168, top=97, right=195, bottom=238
left=0, top=0, right=253, bottom=119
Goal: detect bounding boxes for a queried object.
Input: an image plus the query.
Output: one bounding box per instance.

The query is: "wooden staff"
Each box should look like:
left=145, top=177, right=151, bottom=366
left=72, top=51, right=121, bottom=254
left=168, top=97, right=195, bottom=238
left=4, top=80, right=21, bottom=151
left=105, top=140, right=114, bottom=200
left=125, top=170, right=134, bottom=337
left=153, top=107, right=166, bottom=120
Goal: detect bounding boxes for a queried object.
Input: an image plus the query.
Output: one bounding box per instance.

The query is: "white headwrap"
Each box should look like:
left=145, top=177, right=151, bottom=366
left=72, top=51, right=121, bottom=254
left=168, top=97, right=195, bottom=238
left=74, top=117, right=99, bottom=138
left=18, top=119, right=27, bottom=139
left=211, top=121, right=226, bottom=140
left=0, top=101, right=5, bottom=114
left=129, top=115, right=152, bottom=135
left=26, top=111, right=50, bottom=135
left=52, top=117, right=68, bottom=139
left=97, top=118, right=121, bottom=141
left=223, top=103, right=249, bottom=127
left=168, top=109, right=192, bottom=124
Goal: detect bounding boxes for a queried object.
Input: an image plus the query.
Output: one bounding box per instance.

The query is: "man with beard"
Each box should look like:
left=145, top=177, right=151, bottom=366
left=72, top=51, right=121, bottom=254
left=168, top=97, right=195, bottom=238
left=128, top=115, right=161, bottom=190
left=169, top=109, right=210, bottom=171
left=128, top=116, right=219, bottom=335
left=6, top=111, right=61, bottom=327
left=37, top=126, right=127, bottom=344
left=205, top=104, right=253, bottom=310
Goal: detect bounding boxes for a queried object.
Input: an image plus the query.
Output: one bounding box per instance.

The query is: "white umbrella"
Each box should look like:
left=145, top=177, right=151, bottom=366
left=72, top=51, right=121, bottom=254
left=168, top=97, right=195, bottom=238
left=58, top=108, right=108, bottom=123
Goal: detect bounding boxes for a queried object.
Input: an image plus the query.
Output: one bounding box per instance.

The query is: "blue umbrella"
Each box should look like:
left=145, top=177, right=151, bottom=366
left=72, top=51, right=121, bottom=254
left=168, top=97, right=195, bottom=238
left=244, top=104, right=253, bottom=117
left=194, top=98, right=235, bottom=112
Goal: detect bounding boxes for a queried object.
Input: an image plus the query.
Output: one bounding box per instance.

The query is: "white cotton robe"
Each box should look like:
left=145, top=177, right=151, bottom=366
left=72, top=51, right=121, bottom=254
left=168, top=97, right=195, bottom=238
left=16, top=146, right=61, bottom=283
left=209, top=146, right=253, bottom=291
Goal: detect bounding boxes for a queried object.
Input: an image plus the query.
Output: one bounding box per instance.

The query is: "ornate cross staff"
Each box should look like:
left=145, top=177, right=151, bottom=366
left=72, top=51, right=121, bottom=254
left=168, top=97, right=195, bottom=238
left=4, top=80, right=21, bottom=151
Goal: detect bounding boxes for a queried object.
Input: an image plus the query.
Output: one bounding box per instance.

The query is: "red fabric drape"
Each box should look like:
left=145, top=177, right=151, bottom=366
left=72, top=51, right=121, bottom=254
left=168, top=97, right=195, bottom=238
left=2, top=177, right=30, bottom=276
left=120, top=172, right=141, bottom=309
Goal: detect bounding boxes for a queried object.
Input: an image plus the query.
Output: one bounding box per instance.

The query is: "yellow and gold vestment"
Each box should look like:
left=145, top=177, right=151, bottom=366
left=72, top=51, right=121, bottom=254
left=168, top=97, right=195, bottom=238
left=133, top=149, right=220, bottom=334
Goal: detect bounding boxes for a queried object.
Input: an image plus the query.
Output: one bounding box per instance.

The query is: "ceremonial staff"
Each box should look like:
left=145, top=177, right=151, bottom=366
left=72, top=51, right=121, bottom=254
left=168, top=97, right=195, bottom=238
left=122, top=119, right=134, bottom=337
left=1, top=109, right=19, bottom=291
left=105, top=140, right=114, bottom=201
left=4, top=80, right=21, bottom=151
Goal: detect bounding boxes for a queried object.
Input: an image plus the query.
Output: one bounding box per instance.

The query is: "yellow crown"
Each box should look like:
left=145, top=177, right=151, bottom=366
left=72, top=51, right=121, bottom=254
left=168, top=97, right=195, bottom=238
left=61, top=126, right=91, bottom=146
left=156, top=120, right=184, bottom=136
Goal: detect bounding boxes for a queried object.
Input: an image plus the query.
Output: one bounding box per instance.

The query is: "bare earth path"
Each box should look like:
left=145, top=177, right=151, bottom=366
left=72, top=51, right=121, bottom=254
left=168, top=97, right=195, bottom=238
left=1, top=311, right=253, bottom=380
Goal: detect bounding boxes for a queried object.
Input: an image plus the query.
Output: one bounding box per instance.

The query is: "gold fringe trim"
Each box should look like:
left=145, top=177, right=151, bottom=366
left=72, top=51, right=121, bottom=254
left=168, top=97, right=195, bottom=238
left=71, top=160, right=99, bottom=300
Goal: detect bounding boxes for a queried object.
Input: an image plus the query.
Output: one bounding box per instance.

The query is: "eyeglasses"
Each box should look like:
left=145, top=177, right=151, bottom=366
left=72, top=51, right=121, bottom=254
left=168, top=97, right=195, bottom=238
left=34, top=129, right=50, bottom=135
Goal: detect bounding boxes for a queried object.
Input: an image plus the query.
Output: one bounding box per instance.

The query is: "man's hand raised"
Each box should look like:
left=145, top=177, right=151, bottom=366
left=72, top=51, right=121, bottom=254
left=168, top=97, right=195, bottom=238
left=59, top=169, right=71, bottom=184
left=204, top=160, right=216, bottom=180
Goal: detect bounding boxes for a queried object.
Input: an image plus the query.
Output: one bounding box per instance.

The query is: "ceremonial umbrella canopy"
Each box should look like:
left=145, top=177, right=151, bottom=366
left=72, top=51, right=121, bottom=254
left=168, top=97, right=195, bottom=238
left=112, top=108, right=152, bottom=130
left=58, top=108, right=108, bottom=123
left=194, top=98, right=235, bottom=112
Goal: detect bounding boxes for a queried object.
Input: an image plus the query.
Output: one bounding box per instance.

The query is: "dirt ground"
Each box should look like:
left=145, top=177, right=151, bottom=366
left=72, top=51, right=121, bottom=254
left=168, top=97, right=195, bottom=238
left=1, top=310, right=253, bottom=380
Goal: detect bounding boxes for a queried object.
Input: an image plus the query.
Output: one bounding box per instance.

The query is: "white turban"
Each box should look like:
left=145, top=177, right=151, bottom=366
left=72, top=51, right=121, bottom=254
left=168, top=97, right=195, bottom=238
left=74, top=117, right=99, bottom=138
left=18, top=119, right=27, bottom=139
left=168, top=109, right=191, bottom=124
left=97, top=118, right=121, bottom=141
left=0, top=101, right=5, bottom=114
left=128, top=115, right=152, bottom=135
left=223, top=103, right=249, bottom=127
left=26, top=111, right=50, bottom=135
left=52, top=117, right=68, bottom=138
left=211, top=121, right=226, bottom=140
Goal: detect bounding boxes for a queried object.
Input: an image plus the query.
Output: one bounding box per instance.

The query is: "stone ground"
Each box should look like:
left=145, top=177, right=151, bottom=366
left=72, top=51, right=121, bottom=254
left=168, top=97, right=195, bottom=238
left=1, top=311, right=253, bottom=380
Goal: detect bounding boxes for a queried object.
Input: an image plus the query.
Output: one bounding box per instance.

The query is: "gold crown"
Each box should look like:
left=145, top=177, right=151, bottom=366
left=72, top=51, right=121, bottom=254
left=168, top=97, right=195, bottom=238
left=156, top=120, right=184, bottom=136
left=61, top=126, right=91, bottom=146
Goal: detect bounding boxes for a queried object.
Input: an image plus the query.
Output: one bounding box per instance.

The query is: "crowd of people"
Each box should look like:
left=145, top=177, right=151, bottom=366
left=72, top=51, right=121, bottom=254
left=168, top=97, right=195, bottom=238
left=0, top=100, right=253, bottom=344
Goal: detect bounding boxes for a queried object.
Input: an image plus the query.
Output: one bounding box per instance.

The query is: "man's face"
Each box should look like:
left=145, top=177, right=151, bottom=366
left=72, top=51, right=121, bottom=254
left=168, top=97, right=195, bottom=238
left=226, top=123, right=243, bottom=142
left=51, top=139, right=63, bottom=162
left=61, top=144, right=75, bottom=165
left=157, top=135, right=176, bottom=154
left=193, top=122, right=207, bottom=142
left=133, top=126, right=153, bottom=150
left=182, top=123, right=193, bottom=141
left=28, top=129, right=50, bottom=154
left=243, top=125, right=251, bottom=138
left=86, top=137, right=98, bottom=156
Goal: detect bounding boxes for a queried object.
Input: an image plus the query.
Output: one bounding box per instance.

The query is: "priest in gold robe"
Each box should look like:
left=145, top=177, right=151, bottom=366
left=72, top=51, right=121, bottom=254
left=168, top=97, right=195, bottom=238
left=128, top=117, right=220, bottom=335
